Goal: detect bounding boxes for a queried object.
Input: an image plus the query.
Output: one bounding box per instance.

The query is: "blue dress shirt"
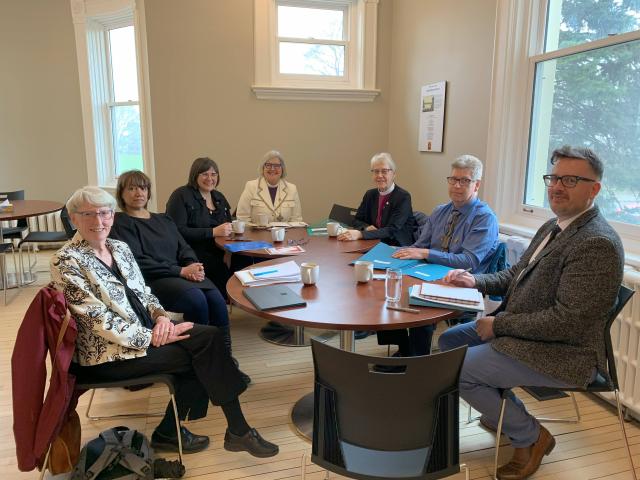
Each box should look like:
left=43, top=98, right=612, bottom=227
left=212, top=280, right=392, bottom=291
left=412, top=197, right=499, bottom=273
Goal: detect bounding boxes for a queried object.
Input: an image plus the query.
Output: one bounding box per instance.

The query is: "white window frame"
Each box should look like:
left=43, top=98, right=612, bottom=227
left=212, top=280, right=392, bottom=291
left=483, top=0, right=640, bottom=263
left=253, top=0, right=379, bottom=101
left=70, top=0, right=156, bottom=208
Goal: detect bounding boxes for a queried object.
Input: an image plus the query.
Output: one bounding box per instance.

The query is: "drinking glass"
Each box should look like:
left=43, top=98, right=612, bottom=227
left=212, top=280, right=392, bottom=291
left=385, top=268, right=402, bottom=303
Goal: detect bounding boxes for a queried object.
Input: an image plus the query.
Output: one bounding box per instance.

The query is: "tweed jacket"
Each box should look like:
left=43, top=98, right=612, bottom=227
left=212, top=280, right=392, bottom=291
left=236, top=177, right=303, bottom=223
left=475, top=207, right=624, bottom=387
left=50, top=233, right=166, bottom=366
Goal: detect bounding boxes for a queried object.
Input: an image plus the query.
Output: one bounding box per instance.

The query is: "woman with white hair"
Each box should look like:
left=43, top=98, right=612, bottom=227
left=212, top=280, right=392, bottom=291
left=338, top=152, right=417, bottom=246
left=235, top=150, right=303, bottom=223
left=51, top=186, right=278, bottom=457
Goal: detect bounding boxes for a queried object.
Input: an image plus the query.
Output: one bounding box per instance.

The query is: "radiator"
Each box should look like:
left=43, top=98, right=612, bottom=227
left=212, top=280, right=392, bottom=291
left=501, top=233, right=640, bottom=419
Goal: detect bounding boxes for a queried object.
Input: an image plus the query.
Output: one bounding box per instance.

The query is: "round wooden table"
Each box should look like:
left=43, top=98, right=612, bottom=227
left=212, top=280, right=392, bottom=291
left=218, top=227, right=378, bottom=346
left=226, top=233, right=459, bottom=439
left=0, top=199, right=64, bottom=288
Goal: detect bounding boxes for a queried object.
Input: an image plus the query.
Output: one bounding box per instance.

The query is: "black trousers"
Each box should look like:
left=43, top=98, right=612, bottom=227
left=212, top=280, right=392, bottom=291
left=73, top=324, right=247, bottom=421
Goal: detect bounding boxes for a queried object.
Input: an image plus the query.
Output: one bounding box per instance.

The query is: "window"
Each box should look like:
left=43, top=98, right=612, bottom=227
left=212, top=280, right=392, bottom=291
left=253, top=0, right=379, bottom=101
left=70, top=0, right=155, bottom=194
left=484, top=0, right=640, bottom=257
left=107, top=26, right=143, bottom=177
left=525, top=0, right=640, bottom=225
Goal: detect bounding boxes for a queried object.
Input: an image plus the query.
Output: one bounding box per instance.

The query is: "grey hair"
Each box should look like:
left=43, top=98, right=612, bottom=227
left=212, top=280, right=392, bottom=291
left=550, top=145, right=603, bottom=180
left=66, top=186, right=116, bottom=214
left=451, top=154, right=483, bottom=180
left=260, top=150, right=287, bottom=178
left=370, top=152, right=396, bottom=171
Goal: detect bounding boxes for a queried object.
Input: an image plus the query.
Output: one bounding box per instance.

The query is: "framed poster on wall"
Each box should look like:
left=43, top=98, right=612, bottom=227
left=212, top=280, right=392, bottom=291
left=418, top=81, right=446, bottom=152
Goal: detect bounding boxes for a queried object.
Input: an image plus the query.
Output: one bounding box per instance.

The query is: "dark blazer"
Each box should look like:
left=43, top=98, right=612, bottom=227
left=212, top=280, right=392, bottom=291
left=165, top=185, right=232, bottom=248
left=352, top=185, right=417, bottom=246
left=475, top=206, right=624, bottom=387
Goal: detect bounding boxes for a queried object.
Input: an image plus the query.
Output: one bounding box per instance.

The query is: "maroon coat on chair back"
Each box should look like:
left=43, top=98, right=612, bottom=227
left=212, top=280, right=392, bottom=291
left=12, top=287, right=78, bottom=471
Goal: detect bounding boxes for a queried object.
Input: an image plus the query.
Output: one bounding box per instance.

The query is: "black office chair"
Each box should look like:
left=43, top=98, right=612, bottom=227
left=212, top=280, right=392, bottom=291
left=308, top=339, right=468, bottom=480
left=75, top=374, right=184, bottom=464
left=0, top=190, right=29, bottom=241
left=18, top=206, right=74, bottom=285
left=328, top=204, right=357, bottom=227
left=492, top=285, right=636, bottom=480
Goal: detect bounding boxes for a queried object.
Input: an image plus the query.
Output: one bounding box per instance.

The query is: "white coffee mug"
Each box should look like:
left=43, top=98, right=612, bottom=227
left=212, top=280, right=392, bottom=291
left=327, top=222, right=340, bottom=237
left=271, top=227, right=285, bottom=242
left=301, top=262, right=319, bottom=285
left=232, top=219, right=245, bottom=234
left=354, top=261, right=374, bottom=283
left=256, top=213, right=269, bottom=227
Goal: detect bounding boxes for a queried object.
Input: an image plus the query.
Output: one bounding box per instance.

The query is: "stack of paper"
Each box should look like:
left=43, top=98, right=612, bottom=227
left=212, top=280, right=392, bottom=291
left=265, top=245, right=305, bottom=255
left=234, top=260, right=302, bottom=287
left=409, top=284, right=484, bottom=312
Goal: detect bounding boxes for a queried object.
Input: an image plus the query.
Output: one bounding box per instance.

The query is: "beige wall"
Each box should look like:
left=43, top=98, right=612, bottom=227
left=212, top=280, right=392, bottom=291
left=1, top=0, right=497, bottom=219
left=145, top=0, right=393, bottom=221
left=0, top=0, right=86, bottom=202
left=387, top=0, right=497, bottom=214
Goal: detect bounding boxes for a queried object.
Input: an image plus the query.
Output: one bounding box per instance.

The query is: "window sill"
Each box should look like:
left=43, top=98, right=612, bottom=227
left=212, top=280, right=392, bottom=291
left=251, top=85, right=380, bottom=102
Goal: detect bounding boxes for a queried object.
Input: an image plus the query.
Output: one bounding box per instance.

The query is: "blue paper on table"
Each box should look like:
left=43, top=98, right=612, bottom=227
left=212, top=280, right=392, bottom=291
left=351, top=242, right=420, bottom=270
left=402, top=263, right=454, bottom=281
left=224, top=241, right=273, bottom=253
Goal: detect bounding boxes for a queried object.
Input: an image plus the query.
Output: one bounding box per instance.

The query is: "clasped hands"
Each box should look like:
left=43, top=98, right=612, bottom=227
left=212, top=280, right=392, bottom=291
left=151, top=316, right=194, bottom=347
left=337, top=225, right=377, bottom=241
left=181, top=262, right=205, bottom=282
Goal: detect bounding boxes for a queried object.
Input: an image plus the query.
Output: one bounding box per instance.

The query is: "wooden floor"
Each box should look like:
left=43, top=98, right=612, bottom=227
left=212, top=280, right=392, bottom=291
left=2, top=252, right=640, bottom=479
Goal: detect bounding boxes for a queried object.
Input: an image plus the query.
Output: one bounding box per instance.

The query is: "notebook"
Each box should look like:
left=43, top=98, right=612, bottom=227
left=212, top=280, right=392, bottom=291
left=243, top=285, right=307, bottom=311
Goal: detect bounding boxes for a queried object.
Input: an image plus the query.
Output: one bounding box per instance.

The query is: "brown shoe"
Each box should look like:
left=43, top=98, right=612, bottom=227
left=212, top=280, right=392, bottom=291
left=496, top=425, right=555, bottom=480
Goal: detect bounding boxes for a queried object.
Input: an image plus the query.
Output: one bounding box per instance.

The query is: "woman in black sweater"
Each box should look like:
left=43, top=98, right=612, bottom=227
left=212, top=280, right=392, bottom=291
left=111, top=170, right=249, bottom=384
left=165, top=157, right=234, bottom=298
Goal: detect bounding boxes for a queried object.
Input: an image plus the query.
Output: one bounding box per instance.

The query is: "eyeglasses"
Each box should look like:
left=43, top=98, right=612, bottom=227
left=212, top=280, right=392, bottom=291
left=199, top=172, right=219, bottom=178
left=76, top=209, right=114, bottom=220
left=287, top=237, right=309, bottom=246
left=543, top=174, right=596, bottom=188
left=264, top=163, right=282, bottom=170
left=446, top=176, right=475, bottom=186
left=370, top=168, right=393, bottom=175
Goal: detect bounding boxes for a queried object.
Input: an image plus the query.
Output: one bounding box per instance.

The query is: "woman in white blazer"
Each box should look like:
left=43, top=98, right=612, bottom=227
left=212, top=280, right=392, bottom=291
left=236, top=150, right=303, bottom=223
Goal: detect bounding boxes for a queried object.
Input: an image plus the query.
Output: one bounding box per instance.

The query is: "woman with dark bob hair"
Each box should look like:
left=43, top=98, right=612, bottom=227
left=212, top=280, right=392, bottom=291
left=51, top=186, right=277, bottom=457
left=166, top=158, right=233, bottom=297
left=111, top=170, right=250, bottom=384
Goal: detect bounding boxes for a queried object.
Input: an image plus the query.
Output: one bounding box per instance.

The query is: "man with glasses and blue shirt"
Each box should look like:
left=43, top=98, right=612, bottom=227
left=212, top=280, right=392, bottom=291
left=382, top=154, right=499, bottom=356
left=439, top=146, right=624, bottom=480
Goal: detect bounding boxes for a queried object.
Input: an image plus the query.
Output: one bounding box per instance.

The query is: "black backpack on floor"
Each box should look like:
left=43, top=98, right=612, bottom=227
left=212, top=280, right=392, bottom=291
left=71, top=426, right=153, bottom=480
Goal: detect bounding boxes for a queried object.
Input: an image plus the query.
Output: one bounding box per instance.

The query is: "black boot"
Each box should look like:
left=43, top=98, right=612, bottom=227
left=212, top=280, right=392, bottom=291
left=220, top=326, right=252, bottom=385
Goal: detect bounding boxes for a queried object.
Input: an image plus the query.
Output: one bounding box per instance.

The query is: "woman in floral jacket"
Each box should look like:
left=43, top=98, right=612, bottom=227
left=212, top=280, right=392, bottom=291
left=50, top=186, right=278, bottom=458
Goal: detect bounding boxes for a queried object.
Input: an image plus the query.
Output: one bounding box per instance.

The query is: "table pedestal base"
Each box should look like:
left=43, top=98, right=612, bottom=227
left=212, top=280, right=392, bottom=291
left=259, top=322, right=336, bottom=347
left=292, top=392, right=314, bottom=440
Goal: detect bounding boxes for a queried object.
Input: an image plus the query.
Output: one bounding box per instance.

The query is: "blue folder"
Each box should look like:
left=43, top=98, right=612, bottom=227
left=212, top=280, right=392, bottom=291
left=402, top=263, right=453, bottom=281
left=224, top=241, right=273, bottom=253
left=351, top=242, right=454, bottom=280
left=350, top=242, right=420, bottom=270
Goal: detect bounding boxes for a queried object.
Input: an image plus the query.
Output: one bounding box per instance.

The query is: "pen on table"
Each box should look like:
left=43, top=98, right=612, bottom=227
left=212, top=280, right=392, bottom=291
left=386, top=305, right=420, bottom=314
left=253, top=269, right=278, bottom=276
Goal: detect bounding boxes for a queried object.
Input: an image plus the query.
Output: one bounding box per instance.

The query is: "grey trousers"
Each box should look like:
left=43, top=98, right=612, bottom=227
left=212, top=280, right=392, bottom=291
left=438, top=321, right=573, bottom=447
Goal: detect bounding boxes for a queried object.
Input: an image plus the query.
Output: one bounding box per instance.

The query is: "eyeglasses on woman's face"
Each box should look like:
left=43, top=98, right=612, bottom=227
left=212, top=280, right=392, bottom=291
left=76, top=209, right=114, bottom=220
left=264, top=163, right=282, bottom=170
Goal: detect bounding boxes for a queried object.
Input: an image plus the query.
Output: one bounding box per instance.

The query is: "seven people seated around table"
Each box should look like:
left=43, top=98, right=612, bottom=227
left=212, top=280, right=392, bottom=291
left=50, top=186, right=279, bottom=457
left=48, top=145, right=624, bottom=480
